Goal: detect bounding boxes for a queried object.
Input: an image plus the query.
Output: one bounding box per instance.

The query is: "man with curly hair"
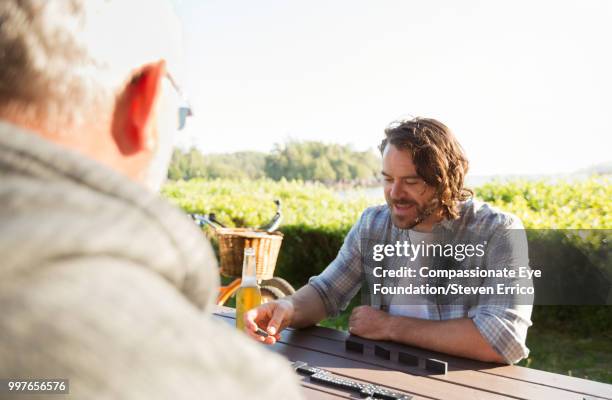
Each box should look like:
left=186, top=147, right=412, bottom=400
left=246, top=117, right=533, bottom=364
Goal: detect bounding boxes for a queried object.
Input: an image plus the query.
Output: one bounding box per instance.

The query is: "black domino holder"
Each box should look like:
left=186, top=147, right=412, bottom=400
left=292, top=361, right=412, bottom=400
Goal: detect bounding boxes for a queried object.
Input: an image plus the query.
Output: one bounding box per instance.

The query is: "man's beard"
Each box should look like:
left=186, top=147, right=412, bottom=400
left=388, top=198, right=438, bottom=229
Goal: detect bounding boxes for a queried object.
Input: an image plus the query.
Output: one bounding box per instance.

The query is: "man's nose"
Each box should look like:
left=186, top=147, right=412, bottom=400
left=389, top=180, right=403, bottom=199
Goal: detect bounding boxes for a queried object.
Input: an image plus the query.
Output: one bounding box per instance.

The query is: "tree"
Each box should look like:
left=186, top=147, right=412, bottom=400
left=168, top=141, right=380, bottom=183
left=168, top=148, right=266, bottom=180
left=264, top=140, right=379, bottom=183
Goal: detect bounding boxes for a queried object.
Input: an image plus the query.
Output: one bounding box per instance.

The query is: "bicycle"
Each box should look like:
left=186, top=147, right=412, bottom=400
left=191, top=213, right=296, bottom=305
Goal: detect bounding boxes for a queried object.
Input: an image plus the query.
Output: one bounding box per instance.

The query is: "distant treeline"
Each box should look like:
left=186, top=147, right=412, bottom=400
left=168, top=141, right=381, bottom=183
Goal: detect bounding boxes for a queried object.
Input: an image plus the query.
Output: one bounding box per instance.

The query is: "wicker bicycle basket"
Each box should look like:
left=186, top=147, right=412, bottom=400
left=215, top=228, right=283, bottom=280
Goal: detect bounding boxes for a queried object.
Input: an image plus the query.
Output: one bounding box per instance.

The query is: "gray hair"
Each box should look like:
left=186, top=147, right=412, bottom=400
left=0, top=0, right=182, bottom=129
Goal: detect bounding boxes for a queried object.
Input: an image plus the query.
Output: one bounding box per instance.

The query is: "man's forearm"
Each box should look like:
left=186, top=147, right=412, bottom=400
left=287, top=284, right=328, bottom=329
left=387, top=316, right=506, bottom=363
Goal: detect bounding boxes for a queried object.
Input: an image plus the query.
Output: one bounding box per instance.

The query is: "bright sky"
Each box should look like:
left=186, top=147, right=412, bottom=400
left=170, top=0, right=611, bottom=176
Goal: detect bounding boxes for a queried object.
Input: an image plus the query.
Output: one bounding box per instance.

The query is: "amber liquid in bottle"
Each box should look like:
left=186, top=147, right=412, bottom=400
left=236, top=248, right=261, bottom=331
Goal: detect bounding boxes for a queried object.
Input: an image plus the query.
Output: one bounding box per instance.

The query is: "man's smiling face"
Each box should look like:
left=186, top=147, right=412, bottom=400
left=381, top=143, right=437, bottom=230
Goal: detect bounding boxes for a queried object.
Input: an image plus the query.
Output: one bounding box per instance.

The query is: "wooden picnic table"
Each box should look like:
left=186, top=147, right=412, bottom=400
left=214, top=306, right=612, bottom=400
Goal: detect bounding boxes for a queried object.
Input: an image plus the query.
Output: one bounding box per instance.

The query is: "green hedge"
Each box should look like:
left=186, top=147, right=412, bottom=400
left=162, top=177, right=611, bottom=333
left=162, top=178, right=367, bottom=231
left=476, top=178, right=611, bottom=229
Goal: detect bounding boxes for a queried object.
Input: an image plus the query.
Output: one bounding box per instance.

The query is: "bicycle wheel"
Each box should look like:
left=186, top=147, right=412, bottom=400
left=261, top=277, right=296, bottom=296
left=260, top=285, right=285, bottom=304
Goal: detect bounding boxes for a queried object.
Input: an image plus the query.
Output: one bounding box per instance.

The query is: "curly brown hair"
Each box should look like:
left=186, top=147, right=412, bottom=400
left=379, top=117, right=473, bottom=220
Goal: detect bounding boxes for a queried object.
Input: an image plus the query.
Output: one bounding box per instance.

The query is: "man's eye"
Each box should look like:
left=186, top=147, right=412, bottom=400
left=404, top=180, right=419, bottom=185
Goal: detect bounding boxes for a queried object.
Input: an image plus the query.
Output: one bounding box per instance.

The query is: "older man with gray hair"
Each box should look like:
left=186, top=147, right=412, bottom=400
left=0, top=1, right=302, bottom=399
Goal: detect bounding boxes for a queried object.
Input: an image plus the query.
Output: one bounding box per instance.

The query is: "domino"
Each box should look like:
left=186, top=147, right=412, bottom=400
left=425, top=358, right=448, bottom=374
left=375, top=345, right=391, bottom=360
left=398, top=352, right=419, bottom=367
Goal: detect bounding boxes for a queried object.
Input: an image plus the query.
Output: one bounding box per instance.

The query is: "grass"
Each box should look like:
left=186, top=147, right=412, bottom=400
left=518, top=326, right=612, bottom=383
left=318, top=301, right=612, bottom=384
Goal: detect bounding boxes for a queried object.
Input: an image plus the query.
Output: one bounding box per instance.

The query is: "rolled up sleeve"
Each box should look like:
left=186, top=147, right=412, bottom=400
left=469, top=304, right=532, bottom=364
left=308, top=214, right=364, bottom=317
left=470, top=215, right=533, bottom=364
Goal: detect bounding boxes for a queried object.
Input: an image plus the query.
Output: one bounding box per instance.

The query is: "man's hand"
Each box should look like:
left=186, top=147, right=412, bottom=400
left=348, top=305, right=393, bottom=341
left=244, top=299, right=294, bottom=345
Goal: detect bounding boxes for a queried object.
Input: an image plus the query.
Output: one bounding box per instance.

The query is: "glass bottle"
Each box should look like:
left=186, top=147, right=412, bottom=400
left=235, top=247, right=262, bottom=331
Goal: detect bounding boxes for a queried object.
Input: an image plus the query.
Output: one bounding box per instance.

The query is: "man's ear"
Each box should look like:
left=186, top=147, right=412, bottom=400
left=113, top=61, right=166, bottom=155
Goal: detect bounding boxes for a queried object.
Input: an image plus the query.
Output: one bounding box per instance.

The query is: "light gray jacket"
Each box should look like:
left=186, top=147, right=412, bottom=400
left=0, top=122, right=303, bottom=399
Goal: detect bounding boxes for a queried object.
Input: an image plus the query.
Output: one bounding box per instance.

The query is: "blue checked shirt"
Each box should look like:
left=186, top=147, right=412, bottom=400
left=308, top=199, right=533, bottom=364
